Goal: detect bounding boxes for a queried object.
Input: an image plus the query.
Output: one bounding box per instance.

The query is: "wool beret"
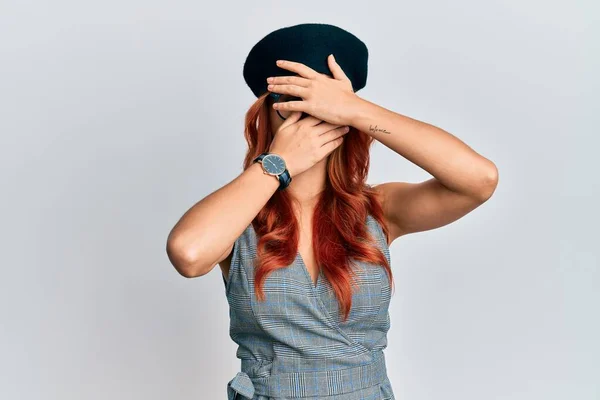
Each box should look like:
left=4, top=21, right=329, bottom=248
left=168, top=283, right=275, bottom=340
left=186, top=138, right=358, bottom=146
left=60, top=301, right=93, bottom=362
left=243, top=23, right=369, bottom=98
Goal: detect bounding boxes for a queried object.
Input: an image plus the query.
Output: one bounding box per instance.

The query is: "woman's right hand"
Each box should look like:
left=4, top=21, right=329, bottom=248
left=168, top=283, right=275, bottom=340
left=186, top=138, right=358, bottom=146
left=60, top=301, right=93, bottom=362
left=268, top=111, right=351, bottom=178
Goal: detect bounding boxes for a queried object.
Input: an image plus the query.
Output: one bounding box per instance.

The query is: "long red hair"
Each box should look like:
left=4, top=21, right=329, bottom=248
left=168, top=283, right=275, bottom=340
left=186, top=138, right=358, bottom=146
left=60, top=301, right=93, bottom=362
left=241, top=92, right=394, bottom=322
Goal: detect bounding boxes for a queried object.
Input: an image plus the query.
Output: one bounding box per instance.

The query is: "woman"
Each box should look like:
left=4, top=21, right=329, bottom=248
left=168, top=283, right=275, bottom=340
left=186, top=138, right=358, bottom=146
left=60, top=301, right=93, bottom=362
left=166, top=23, right=498, bottom=400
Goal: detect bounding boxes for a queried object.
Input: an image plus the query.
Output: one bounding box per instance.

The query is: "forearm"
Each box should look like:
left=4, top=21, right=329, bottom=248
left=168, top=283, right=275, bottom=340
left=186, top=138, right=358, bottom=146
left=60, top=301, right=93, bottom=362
left=350, top=96, right=497, bottom=197
left=166, top=162, right=279, bottom=277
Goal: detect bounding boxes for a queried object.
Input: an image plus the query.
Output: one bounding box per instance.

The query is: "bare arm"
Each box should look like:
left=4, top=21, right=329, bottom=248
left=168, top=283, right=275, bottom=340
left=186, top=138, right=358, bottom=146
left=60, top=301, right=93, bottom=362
left=166, top=162, right=279, bottom=278
left=263, top=60, right=498, bottom=245
left=350, top=97, right=498, bottom=243
left=166, top=108, right=349, bottom=278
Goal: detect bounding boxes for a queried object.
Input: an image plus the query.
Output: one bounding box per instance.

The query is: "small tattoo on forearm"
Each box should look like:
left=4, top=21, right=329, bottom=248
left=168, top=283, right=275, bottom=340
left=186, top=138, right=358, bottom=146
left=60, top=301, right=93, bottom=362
left=368, top=124, right=391, bottom=134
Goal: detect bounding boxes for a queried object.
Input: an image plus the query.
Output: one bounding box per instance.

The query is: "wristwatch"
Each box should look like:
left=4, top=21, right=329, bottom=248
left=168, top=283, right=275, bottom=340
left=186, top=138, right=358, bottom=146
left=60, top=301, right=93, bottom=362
left=252, top=152, right=292, bottom=191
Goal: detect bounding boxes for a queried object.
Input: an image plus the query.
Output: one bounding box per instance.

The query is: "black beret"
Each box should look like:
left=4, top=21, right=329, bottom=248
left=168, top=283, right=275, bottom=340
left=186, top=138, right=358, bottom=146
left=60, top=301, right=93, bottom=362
left=243, top=23, right=369, bottom=98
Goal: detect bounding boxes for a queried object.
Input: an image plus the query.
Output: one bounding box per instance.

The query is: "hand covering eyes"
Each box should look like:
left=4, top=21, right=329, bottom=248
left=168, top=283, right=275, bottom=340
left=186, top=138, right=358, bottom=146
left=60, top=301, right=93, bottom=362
left=270, top=93, right=303, bottom=120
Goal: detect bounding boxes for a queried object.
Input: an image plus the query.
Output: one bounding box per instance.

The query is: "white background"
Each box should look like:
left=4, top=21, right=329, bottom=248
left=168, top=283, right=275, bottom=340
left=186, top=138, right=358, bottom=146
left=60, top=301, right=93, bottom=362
left=1, top=1, right=598, bottom=399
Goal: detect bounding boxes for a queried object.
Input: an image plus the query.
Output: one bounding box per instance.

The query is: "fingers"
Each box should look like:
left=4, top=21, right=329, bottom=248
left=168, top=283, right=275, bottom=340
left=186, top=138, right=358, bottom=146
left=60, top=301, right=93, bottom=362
left=319, top=128, right=347, bottom=157
left=318, top=125, right=350, bottom=149
left=327, top=54, right=350, bottom=82
left=279, top=111, right=303, bottom=129
left=268, top=75, right=311, bottom=87
left=268, top=84, right=308, bottom=98
left=314, top=121, right=348, bottom=135
left=297, top=113, right=324, bottom=127
left=275, top=60, right=320, bottom=80
left=273, top=98, right=306, bottom=117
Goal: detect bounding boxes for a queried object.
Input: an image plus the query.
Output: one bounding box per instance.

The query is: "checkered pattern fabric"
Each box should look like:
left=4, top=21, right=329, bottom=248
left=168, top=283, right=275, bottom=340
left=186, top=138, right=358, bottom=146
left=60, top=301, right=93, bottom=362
left=223, top=214, right=394, bottom=399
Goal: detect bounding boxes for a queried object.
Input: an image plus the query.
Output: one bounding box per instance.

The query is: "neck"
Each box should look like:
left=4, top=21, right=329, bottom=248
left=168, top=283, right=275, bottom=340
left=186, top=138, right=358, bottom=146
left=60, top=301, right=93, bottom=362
left=287, top=158, right=327, bottom=213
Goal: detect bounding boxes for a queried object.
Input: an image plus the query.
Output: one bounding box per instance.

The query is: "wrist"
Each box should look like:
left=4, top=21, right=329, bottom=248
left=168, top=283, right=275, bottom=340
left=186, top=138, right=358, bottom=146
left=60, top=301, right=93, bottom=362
left=265, top=150, right=295, bottom=177
left=277, top=152, right=296, bottom=178
left=253, top=151, right=293, bottom=190
left=347, top=95, right=371, bottom=128
left=250, top=161, right=280, bottom=187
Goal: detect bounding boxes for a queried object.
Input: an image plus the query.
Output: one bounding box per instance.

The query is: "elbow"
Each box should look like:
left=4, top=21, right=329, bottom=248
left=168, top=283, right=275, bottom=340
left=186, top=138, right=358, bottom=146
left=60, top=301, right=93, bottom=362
left=166, top=236, right=211, bottom=278
left=174, top=262, right=208, bottom=279
left=475, top=162, right=499, bottom=202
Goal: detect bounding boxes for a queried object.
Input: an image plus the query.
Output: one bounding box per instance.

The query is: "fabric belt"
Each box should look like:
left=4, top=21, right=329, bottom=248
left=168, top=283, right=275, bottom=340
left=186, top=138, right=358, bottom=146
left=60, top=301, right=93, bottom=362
left=227, top=351, right=387, bottom=399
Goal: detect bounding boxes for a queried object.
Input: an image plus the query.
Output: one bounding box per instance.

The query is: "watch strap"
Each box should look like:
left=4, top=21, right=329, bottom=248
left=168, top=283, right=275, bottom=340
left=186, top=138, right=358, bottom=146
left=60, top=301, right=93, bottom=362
left=252, top=152, right=292, bottom=191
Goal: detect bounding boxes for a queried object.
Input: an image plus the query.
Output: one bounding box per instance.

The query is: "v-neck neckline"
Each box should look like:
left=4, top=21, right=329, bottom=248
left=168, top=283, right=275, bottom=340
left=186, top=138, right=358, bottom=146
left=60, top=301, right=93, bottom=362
left=247, top=223, right=322, bottom=289
left=295, top=251, right=321, bottom=289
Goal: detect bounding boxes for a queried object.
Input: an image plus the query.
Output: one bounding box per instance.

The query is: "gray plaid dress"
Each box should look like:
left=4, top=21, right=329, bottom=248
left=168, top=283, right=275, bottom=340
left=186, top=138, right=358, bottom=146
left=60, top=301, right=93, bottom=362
left=222, top=214, right=394, bottom=400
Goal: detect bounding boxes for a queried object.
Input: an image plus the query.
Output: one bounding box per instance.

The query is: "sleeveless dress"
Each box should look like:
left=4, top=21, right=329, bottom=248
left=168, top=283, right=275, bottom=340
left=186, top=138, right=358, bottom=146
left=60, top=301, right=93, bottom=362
left=222, top=214, right=395, bottom=400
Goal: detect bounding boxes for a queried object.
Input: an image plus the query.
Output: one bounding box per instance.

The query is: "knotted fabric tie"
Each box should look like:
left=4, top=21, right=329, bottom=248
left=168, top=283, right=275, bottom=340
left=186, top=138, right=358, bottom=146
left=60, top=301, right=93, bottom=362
left=227, top=371, right=255, bottom=400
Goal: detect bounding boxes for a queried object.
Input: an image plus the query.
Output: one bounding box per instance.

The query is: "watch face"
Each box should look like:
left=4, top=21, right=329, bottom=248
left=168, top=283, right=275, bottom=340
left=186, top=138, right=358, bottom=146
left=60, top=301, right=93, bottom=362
left=262, top=154, right=286, bottom=175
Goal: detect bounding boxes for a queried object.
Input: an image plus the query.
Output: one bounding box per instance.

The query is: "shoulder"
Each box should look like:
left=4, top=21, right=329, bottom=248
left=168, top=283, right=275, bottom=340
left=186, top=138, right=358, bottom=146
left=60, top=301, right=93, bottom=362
left=370, top=183, right=402, bottom=246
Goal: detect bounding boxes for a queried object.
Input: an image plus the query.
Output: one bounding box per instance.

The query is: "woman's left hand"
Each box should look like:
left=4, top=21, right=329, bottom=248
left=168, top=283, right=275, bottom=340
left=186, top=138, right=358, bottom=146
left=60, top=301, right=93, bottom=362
left=266, top=54, right=363, bottom=127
